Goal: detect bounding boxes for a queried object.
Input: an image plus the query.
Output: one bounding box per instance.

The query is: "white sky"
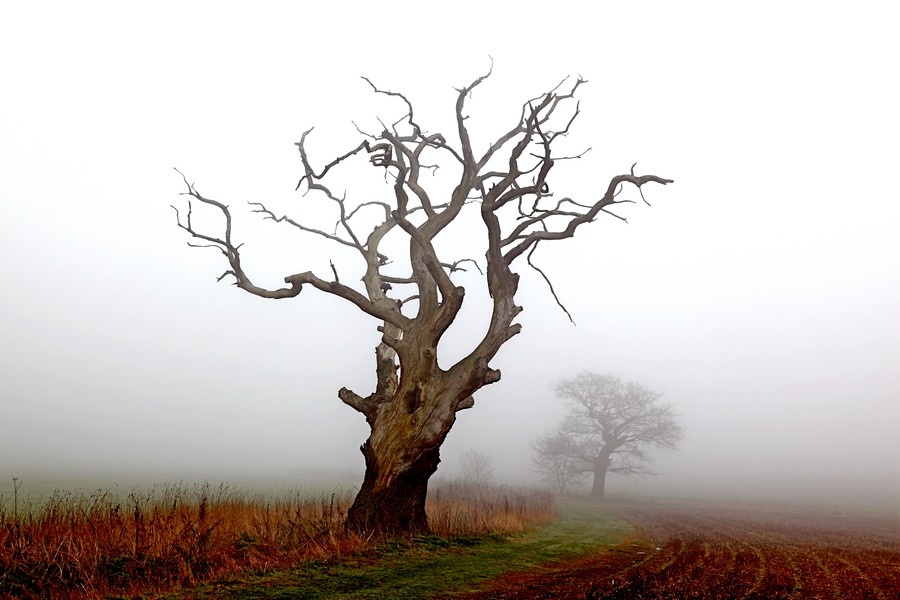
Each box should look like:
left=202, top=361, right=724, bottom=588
left=1, top=2, right=898, bottom=507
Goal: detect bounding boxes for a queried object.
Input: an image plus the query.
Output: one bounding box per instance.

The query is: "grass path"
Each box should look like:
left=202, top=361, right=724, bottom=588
left=158, top=500, right=631, bottom=600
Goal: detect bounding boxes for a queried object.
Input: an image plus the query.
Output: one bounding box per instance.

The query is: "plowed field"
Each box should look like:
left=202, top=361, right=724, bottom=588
left=448, top=501, right=900, bottom=599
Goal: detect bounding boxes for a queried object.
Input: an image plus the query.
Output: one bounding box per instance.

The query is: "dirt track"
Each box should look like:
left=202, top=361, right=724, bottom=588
left=448, top=501, right=900, bottom=599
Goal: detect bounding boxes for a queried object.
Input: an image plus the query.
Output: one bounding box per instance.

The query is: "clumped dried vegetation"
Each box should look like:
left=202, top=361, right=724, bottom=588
left=0, top=481, right=554, bottom=599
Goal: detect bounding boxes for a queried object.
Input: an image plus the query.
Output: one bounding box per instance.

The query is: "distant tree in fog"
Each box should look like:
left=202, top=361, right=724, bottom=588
left=172, top=67, right=672, bottom=534
left=534, top=372, right=682, bottom=500
left=459, top=449, right=494, bottom=488
left=531, top=432, right=587, bottom=494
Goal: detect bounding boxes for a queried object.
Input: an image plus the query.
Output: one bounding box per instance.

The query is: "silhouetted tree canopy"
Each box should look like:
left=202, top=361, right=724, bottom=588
left=534, top=372, right=682, bottom=499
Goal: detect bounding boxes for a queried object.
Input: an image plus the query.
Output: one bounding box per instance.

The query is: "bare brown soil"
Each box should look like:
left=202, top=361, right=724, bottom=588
left=447, top=501, right=900, bottom=599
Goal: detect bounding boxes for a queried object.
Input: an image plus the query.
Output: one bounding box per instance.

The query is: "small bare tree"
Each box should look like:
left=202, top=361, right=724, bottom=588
left=173, top=68, right=672, bottom=533
left=535, top=372, right=683, bottom=500
left=459, top=449, right=494, bottom=489
left=531, top=432, right=587, bottom=494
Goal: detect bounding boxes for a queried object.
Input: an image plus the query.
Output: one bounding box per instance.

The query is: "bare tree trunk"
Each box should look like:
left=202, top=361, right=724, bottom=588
left=342, top=348, right=474, bottom=534
left=590, top=448, right=614, bottom=501
left=590, top=467, right=607, bottom=500
left=346, top=438, right=441, bottom=534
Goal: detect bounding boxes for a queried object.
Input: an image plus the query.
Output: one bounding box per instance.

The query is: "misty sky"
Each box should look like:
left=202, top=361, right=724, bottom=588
left=1, top=2, right=897, bottom=507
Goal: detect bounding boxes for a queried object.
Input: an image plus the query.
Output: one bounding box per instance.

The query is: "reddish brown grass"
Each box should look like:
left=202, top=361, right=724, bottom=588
left=427, top=481, right=556, bottom=535
left=0, top=481, right=555, bottom=599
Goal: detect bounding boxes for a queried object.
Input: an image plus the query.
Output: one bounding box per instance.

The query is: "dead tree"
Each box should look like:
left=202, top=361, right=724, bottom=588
left=172, top=68, right=673, bottom=534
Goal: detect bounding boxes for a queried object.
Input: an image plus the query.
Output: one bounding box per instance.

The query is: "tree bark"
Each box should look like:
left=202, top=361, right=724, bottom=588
left=343, top=348, right=474, bottom=534
left=346, top=438, right=441, bottom=534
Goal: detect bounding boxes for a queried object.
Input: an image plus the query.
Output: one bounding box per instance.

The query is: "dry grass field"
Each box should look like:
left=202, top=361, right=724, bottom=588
left=0, top=482, right=555, bottom=599
left=4, top=483, right=897, bottom=599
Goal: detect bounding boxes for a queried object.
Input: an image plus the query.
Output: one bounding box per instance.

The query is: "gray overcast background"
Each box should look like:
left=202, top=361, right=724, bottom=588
left=1, top=2, right=897, bottom=508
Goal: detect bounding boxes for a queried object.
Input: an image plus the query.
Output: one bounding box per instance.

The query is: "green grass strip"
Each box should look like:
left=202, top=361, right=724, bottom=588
left=158, top=499, right=632, bottom=600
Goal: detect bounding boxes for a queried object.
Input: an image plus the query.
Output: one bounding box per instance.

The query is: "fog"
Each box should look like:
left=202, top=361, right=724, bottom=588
left=1, top=2, right=897, bottom=512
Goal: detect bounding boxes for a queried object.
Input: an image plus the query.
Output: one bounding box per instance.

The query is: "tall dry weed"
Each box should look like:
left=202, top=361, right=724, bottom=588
left=0, top=480, right=554, bottom=599
left=427, top=480, right=556, bottom=535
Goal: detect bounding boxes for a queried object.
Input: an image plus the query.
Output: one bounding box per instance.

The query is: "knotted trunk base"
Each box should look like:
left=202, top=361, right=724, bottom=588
left=345, top=442, right=441, bottom=535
